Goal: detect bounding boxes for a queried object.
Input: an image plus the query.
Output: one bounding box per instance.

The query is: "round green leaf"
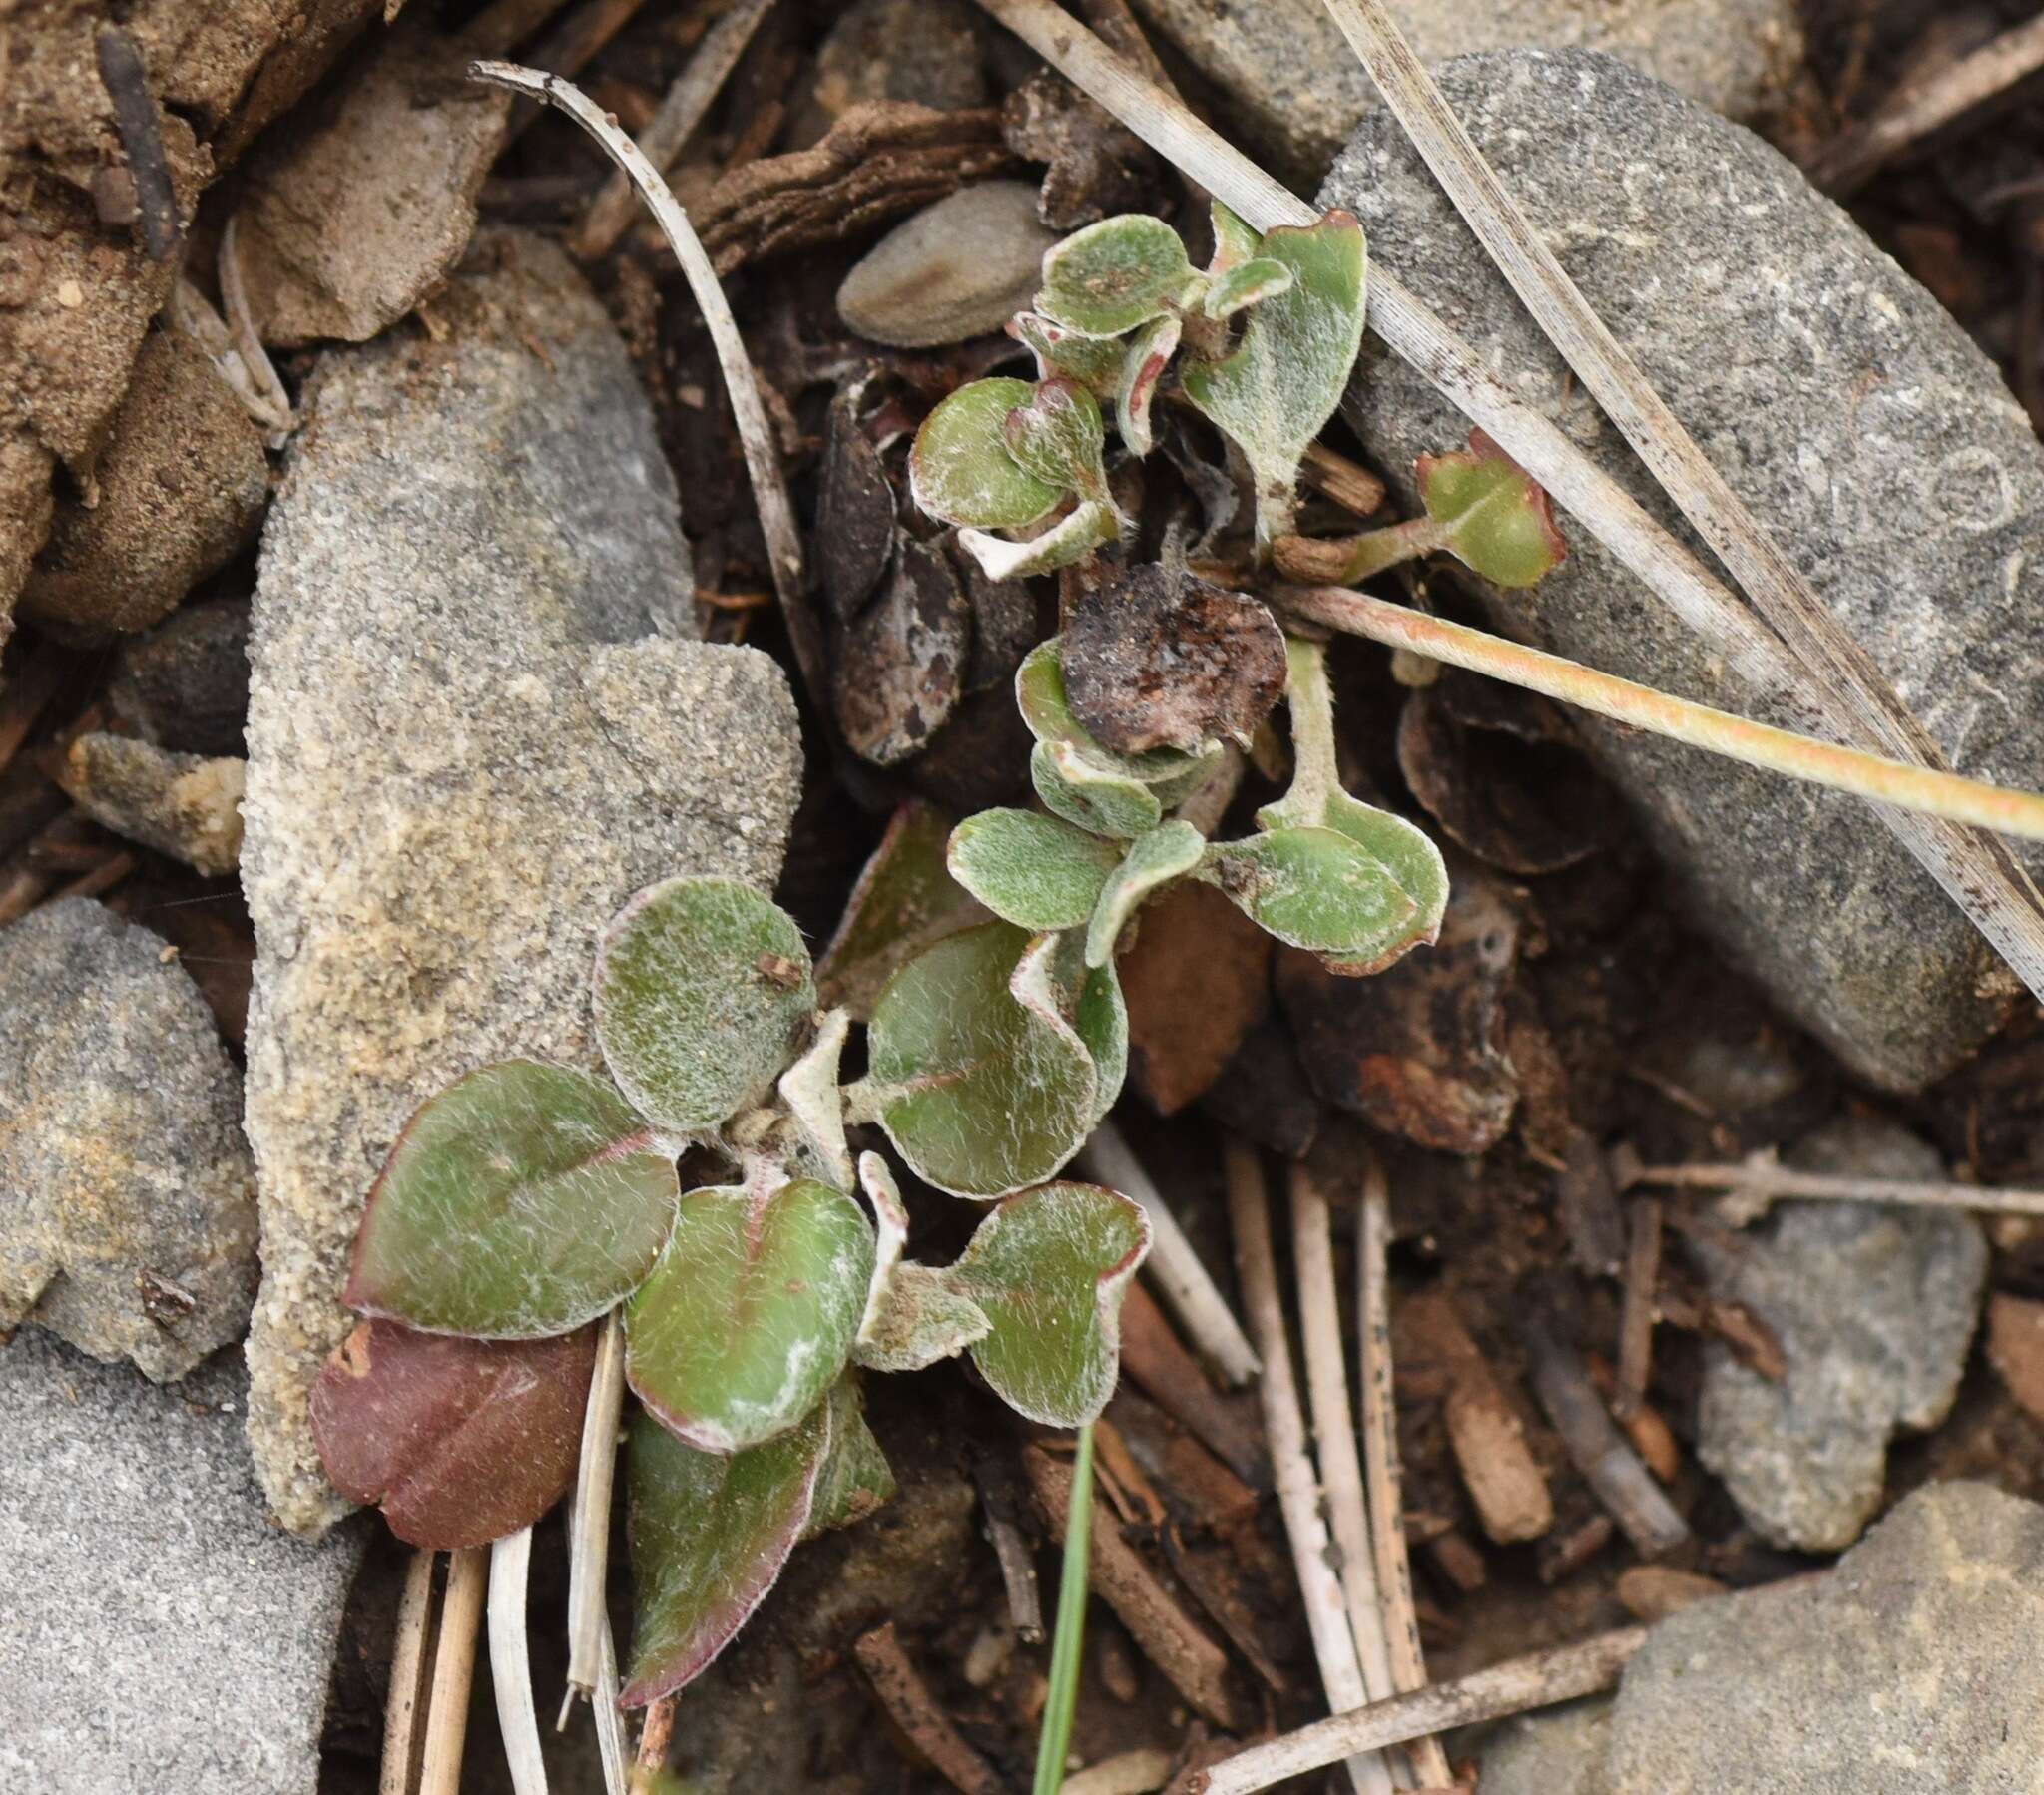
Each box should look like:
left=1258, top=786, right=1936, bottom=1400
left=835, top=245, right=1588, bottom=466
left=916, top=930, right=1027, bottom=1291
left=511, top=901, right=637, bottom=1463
left=622, top=1399, right=830, bottom=1706
left=1038, top=214, right=1204, bottom=337
left=945, top=1182, right=1151, bottom=1427
left=1012, top=309, right=1126, bottom=395
left=1003, top=378, right=1110, bottom=498
left=816, top=801, right=986, bottom=1022
left=346, top=1061, right=680, bottom=1339
left=626, top=1177, right=874, bottom=1452
left=804, top=1377, right=896, bottom=1537
left=1418, top=429, right=1568, bottom=589
left=1075, top=956, right=1128, bottom=1129
left=1203, top=825, right=1421, bottom=962
left=1015, top=639, right=1213, bottom=787
left=866, top=922, right=1097, bottom=1198
left=909, top=377, right=1064, bottom=529
left=1031, top=741, right=1164, bottom=840
left=948, top=808, right=1122, bottom=931
left=854, top=1262, right=991, bottom=1372
left=1084, top=820, right=1205, bottom=967
left=595, top=877, right=815, bottom=1135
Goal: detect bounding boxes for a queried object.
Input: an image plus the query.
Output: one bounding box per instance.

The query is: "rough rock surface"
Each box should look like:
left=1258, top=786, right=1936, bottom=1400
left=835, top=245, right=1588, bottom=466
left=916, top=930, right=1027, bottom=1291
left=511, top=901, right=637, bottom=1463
left=1691, top=1119, right=1985, bottom=1550
left=1323, top=52, right=2044, bottom=1092
left=0, top=898, right=258, bottom=1383
left=243, top=231, right=802, bottom=1533
left=0, top=1329, right=361, bottom=1793
left=107, top=594, right=253, bottom=756
left=1603, top=1481, right=2044, bottom=1792
left=235, top=23, right=512, bottom=346
left=20, top=325, right=269, bottom=641
left=1474, top=1697, right=1613, bottom=1795
left=837, top=181, right=1057, bottom=348
left=1131, top=0, right=1801, bottom=182
left=57, top=733, right=247, bottom=875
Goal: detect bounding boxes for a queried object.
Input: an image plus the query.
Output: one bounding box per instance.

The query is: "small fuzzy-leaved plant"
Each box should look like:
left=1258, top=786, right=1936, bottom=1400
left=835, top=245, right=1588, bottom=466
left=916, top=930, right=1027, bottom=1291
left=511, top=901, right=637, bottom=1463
left=315, top=873, right=1153, bottom=1707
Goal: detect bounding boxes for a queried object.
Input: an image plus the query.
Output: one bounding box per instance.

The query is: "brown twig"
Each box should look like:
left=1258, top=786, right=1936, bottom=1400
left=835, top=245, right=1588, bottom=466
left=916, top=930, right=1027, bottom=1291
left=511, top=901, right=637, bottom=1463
left=1222, top=1141, right=1392, bottom=1795
left=1807, top=11, right=2044, bottom=194
left=1613, top=1198, right=1662, bottom=1422
left=1521, top=1312, right=1689, bottom=1559
left=380, top=1549, right=437, bottom=1795
left=1630, top=1156, right=2044, bottom=1219
left=1188, top=1625, right=1650, bottom=1795
left=418, top=1546, right=490, bottom=1795
left=1023, top=1444, right=1245, bottom=1729
left=853, top=1622, right=1006, bottom=1795
left=629, top=1695, right=677, bottom=1793
left=572, top=0, right=776, bottom=259
left=1299, top=443, right=1388, bottom=518
left=94, top=27, right=180, bottom=260
left=1117, top=1283, right=1270, bottom=1489
left=972, top=1453, right=1046, bottom=1644
left=1355, top=1156, right=1454, bottom=1789
left=0, top=643, right=71, bottom=777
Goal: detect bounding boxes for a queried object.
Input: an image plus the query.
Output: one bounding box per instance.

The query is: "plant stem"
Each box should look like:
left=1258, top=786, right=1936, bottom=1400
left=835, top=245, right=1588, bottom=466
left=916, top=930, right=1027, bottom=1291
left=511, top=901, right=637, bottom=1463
left=1276, top=518, right=1445, bottom=586
left=469, top=60, right=828, bottom=715
left=1280, top=584, right=2044, bottom=843
left=565, top=1307, right=627, bottom=1709
left=1076, top=1122, right=1261, bottom=1385
left=488, top=1528, right=550, bottom=1795
left=967, top=0, right=2044, bottom=1018
left=1277, top=636, right=1341, bottom=818
left=1189, top=1625, right=1650, bottom=1794
left=418, top=1547, right=490, bottom=1795
left=1225, top=1138, right=1395, bottom=1795
left=1355, top=1156, right=1453, bottom=1790
left=1033, top=1421, right=1098, bottom=1795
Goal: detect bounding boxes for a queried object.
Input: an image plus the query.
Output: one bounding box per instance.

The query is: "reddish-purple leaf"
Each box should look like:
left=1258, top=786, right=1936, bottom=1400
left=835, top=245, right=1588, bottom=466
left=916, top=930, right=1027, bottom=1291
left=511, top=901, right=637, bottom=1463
left=310, top=1317, right=596, bottom=1550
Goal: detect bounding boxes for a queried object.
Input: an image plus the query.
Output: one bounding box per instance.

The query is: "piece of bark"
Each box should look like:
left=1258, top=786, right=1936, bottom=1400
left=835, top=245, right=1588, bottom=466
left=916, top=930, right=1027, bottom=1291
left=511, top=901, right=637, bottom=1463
left=1118, top=1282, right=1271, bottom=1490
left=1615, top=1566, right=1727, bottom=1623
left=1120, top=880, right=1274, bottom=1116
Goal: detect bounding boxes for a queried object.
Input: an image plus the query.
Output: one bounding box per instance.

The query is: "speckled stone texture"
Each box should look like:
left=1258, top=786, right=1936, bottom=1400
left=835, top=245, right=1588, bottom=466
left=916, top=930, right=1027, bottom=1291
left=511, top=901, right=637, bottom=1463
left=1130, top=0, right=1800, bottom=183
left=1603, top=1482, right=2044, bottom=1792
left=242, top=230, right=802, bottom=1534
left=1323, top=51, right=2044, bottom=1092
left=0, top=1330, right=361, bottom=1793
left=1690, top=1119, right=1984, bottom=1551
left=0, top=897, right=258, bottom=1382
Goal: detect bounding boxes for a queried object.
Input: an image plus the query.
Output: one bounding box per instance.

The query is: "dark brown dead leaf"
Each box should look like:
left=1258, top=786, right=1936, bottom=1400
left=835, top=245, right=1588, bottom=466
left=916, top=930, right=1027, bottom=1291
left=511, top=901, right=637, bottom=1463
left=1396, top=677, right=1603, bottom=876
left=310, top=1316, right=596, bottom=1550
left=955, top=550, right=1039, bottom=692
left=1119, top=880, right=1273, bottom=1116
left=1201, top=1009, right=1320, bottom=1160
left=1061, top=565, right=1285, bottom=755
left=1000, top=68, right=1163, bottom=230
left=817, top=385, right=898, bottom=622
left=1277, top=866, right=1523, bottom=1154
left=698, top=103, right=1017, bottom=274
left=833, top=538, right=971, bottom=767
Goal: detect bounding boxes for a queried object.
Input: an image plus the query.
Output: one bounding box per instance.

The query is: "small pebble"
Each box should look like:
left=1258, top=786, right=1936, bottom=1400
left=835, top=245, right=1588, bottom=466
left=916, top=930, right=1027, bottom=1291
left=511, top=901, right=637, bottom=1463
left=837, top=181, right=1056, bottom=348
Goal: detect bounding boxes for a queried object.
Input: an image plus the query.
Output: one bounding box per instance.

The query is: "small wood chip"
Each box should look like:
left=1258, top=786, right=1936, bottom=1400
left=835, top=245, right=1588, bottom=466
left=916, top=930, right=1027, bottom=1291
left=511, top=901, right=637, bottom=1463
left=853, top=1622, right=1005, bottom=1795
left=1615, top=1566, right=1728, bottom=1623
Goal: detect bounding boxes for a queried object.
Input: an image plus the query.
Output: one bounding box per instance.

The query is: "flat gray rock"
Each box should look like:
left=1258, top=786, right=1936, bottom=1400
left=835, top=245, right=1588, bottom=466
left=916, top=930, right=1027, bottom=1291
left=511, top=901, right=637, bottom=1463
left=0, top=1329, right=361, bottom=1793
left=1692, top=1119, right=1985, bottom=1550
left=1131, top=0, right=1800, bottom=183
left=837, top=181, right=1057, bottom=348
left=1604, top=1481, right=2044, bottom=1792
left=0, top=898, right=257, bottom=1382
left=1473, top=1697, right=1613, bottom=1795
left=1323, top=51, right=2044, bottom=1092
left=243, top=230, right=802, bottom=1534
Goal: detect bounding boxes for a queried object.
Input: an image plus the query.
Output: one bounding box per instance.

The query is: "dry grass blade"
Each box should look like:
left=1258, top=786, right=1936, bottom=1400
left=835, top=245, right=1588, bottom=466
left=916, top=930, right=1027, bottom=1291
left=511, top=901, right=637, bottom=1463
left=1188, top=1625, right=1649, bottom=1794
left=1079, top=1123, right=1261, bottom=1385
left=470, top=59, right=827, bottom=709
left=572, top=0, right=776, bottom=260
left=1278, top=585, right=2044, bottom=842
left=1223, top=1139, right=1394, bottom=1795
left=564, top=1307, right=626, bottom=1708
left=971, top=0, right=2044, bottom=1007
left=419, top=1546, right=491, bottom=1795
left=489, top=1528, right=550, bottom=1795
left=1316, top=0, right=2044, bottom=992
left=1808, top=11, right=2044, bottom=195
left=1355, top=1157, right=1453, bottom=1789
left=381, top=1549, right=437, bottom=1795
left=1631, top=1159, right=2044, bottom=1218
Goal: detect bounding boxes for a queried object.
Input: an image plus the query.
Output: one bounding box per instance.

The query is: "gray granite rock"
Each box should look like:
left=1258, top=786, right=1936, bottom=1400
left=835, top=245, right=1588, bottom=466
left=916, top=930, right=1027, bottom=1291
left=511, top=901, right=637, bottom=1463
left=1692, top=1119, right=1985, bottom=1550
left=243, top=230, right=802, bottom=1534
left=837, top=181, right=1057, bottom=348
left=0, top=898, right=258, bottom=1383
left=1323, top=51, right=2044, bottom=1093
left=1473, top=1697, right=1612, bottom=1795
left=107, top=595, right=252, bottom=757
left=0, top=1329, right=361, bottom=1793
left=58, top=733, right=246, bottom=875
left=1603, top=1481, right=2044, bottom=1792
left=1132, top=0, right=1801, bottom=184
